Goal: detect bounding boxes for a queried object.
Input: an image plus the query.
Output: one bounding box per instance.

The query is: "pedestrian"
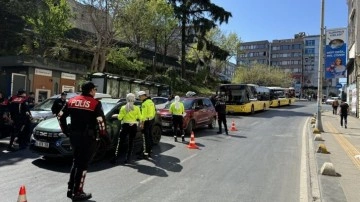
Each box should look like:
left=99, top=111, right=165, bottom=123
left=169, top=95, right=185, bottom=142
left=113, top=93, right=141, bottom=164
left=58, top=81, right=107, bottom=201
left=137, top=90, right=156, bottom=159
left=339, top=100, right=349, bottom=128
left=8, top=89, right=32, bottom=151
left=332, top=98, right=339, bottom=115
left=51, top=92, right=67, bottom=116
left=0, top=92, right=12, bottom=138
left=27, top=92, right=35, bottom=109
left=215, top=95, right=228, bottom=135
left=210, top=94, right=217, bottom=106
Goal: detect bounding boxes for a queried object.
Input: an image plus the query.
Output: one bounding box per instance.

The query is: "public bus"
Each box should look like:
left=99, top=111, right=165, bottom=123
left=267, top=87, right=295, bottom=107
left=217, top=84, right=270, bottom=114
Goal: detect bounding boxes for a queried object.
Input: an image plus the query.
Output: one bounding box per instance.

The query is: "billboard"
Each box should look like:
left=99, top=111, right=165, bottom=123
left=325, top=28, right=347, bottom=79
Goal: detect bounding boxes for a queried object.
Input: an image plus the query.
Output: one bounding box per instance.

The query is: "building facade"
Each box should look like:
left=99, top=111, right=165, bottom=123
left=303, top=35, right=320, bottom=90
left=237, top=40, right=270, bottom=66
left=347, top=0, right=360, bottom=117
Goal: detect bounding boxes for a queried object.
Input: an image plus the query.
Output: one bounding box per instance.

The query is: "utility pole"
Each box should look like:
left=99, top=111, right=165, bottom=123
left=316, top=0, right=325, bottom=131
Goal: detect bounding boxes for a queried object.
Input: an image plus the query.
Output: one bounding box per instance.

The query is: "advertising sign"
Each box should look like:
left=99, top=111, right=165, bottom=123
left=325, top=28, right=347, bottom=79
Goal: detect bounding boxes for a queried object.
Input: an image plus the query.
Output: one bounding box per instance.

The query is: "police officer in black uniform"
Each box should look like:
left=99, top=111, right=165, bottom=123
left=51, top=92, right=67, bottom=116
left=215, top=95, right=228, bottom=135
left=0, top=91, right=11, bottom=139
left=58, top=82, right=107, bottom=201
left=8, top=89, right=32, bottom=150
left=27, top=92, right=35, bottom=109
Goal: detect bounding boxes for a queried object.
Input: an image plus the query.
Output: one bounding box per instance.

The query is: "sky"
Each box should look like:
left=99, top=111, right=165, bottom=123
left=211, top=0, right=348, bottom=42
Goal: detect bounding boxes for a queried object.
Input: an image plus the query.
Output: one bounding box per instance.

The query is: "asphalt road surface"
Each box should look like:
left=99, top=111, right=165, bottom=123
left=0, top=102, right=316, bottom=202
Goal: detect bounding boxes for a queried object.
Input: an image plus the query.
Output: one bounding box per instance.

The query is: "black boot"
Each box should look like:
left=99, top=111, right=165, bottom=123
left=181, top=135, right=185, bottom=142
left=174, top=136, right=177, bottom=142
left=72, top=192, right=92, bottom=201
left=217, top=131, right=222, bottom=134
left=67, top=183, right=73, bottom=199
left=72, top=170, right=92, bottom=201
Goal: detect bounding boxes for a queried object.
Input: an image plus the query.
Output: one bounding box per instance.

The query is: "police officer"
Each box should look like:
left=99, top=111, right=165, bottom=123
left=58, top=81, right=107, bottom=201
left=51, top=92, right=67, bottom=116
left=215, top=96, right=228, bottom=135
left=8, top=89, right=32, bottom=150
left=138, top=91, right=156, bottom=159
left=114, top=93, right=141, bottom=164
left=27, top=92, right=35, bottom=109
left=169, top=95, right=185, bottom=142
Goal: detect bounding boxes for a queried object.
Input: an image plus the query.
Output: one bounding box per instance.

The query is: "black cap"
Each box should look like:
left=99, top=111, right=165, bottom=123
left=81, top=81, right=97, bottom=93
left=17, top=89, right=26, bottom=95
left=61, top=92, right=67, bottom=96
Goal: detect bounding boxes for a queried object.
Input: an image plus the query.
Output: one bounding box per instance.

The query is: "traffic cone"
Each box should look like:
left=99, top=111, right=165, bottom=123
left=17, top=185, right=27, bottom=202
left=187, top=131, right=199, bottom=149
left=230, top=120, right=238, bottom=131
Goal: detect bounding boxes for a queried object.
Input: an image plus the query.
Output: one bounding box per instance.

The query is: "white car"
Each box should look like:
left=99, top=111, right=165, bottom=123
left=325, top=97, right=340, bottom=105
left=152, top=97, right=168, bottom=109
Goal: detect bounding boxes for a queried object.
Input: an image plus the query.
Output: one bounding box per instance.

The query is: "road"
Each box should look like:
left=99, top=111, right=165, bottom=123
left=0, top=102, right=316, bottom=202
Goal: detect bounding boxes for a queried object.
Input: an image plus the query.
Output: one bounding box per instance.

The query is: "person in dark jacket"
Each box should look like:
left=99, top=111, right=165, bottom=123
left=215, top=96, right=228, bottom=135
left=58, top=82, right=107, bottom=201
left=339, top=100, right=349, bottom=128
left=51, top=92, right=67, bottom=116
left=8, top=89, right=32, bottom=150
left=27, top=92, right=35, bottom=109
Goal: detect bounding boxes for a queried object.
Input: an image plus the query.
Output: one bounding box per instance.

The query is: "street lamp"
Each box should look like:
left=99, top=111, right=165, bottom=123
left=316, top=0, right=325, bottom=131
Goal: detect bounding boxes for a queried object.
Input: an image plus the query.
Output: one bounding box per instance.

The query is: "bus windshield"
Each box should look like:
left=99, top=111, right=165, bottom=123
left=218, top=85, right=250, bottom=104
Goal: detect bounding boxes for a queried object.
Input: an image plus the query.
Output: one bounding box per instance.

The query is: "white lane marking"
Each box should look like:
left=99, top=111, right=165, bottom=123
left=249, top=121, right=259, bottom=127
left=300, top=118, right=309, bottom=202
left=140, top=154, right=198, bottom=184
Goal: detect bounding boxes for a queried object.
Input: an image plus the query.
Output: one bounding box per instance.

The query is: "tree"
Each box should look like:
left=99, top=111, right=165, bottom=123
left=233, top=63, right=294, bottom=87
left=23, top=0, right=72, bottom=57
left=169, top=0, right=232, bottom=78
left=186, top=27, right=240, bottom=83
left=107, top=47, right=145, bottom=74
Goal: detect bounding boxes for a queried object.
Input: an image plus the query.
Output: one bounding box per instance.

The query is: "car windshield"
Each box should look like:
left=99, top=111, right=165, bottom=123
left=32, top=99, right=56, bottom=111
left=101, top=101, right=118, bottom=115
left=165, top=98, right=193, bottom=110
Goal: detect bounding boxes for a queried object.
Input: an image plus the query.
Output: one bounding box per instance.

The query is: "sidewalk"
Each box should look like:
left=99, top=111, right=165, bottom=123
left=312, top=110, right=360, bottom=202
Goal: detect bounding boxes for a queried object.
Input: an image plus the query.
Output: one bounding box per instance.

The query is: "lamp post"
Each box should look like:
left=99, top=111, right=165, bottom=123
left=316, top=0, right=325, bottom=131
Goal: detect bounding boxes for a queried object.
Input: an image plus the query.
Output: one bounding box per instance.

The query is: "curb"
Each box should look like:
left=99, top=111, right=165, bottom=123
left=307, top=117, right=321, bottom=202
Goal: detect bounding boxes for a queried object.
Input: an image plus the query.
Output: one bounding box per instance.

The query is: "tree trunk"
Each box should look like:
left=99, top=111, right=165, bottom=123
left=91, top=51, right=100, bottom=72
left=181, top=8, right=186, bottom=79
left=99, top=49, right=106, bottom=72
left=153, top=37, right=157, bottom=80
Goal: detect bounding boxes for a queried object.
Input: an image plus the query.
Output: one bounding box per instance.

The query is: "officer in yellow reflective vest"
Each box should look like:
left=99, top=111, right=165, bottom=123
left=137, top=91, right=156, bottom=159
left=114, top=93, right=141, bottom=164
left=169, top=95, right=185, bottom=142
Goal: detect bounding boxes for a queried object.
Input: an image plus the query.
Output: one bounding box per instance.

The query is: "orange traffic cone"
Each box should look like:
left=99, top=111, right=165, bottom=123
left=17, top=185, right=27, bottom=202
left=230, top=120, right=238, bottom=131
left=187, top=131, right=199, bottom=149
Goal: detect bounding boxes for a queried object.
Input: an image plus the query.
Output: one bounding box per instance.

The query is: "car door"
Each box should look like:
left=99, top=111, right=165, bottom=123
left=203, top=98, right=215, bottom=124
left=192, top=98, right=207, bottom=126
left=106, top=105, right=122, bottom=145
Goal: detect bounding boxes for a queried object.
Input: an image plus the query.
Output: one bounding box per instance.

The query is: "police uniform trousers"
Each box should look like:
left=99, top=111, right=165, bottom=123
left=217, top=113, right=228, bottom=133
left=10, top=118, right=29, bottom=148
left=120, top=123, right=137, bottom=159
left=172, top=115, right=184, bottom=137
left=68, top=130, right=97, bottom=195
left=142, top=119, right=154, bottom=155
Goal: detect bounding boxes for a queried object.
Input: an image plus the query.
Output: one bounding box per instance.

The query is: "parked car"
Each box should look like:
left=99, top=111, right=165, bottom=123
left=325, top=97, right=340, bottom=105
left=29, top=99, right=162, bottom=161
left=152, top=96, right=168, bottom=109
left=157, top=96, right=217, bottom=136
left=30, top=92, right=112, bottom=125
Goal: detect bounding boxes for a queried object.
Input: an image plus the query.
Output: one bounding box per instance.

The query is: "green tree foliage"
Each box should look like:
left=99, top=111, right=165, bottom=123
left=186, top=27, right=240, bottom=83
left=107, top=47, right=145, bottom=73
left=169, top=0, right=232, bottom=78
left=233, top=64, right=294, bottom=87
left=24, top=0, right=72, bottom=57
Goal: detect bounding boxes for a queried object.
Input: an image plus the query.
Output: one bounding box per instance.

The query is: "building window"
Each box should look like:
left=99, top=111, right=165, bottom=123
left=292, top=44, right=302, bottom=49
left=305, top=40, right=315, bottom=46
left=305, top=48, right=315, bottom=54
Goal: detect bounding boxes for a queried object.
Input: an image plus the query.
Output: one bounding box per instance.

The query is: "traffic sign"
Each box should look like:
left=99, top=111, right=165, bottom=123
left=335, top=83, right=342, bottom=88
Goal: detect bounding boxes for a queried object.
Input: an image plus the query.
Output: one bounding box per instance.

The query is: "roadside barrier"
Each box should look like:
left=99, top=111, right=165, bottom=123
left=187, top=131, right=199, bottom=149
left=230, top=120, right=238, bottom=131
left=17, top=185, right=27, bottom=202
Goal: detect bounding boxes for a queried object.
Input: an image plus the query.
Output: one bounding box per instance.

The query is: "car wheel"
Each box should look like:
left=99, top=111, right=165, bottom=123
left=152, top=124, right=162, bottom=145
left=208, top=117, right=216, bottom=129
left=251, top=105, right=255, bottom=114
left=185, top=120, right=194, bottom=136
left=92, top=136, right=109, bottom=162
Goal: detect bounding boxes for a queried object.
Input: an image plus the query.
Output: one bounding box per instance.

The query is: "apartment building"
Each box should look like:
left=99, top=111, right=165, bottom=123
left=237, top=40, right=270, bottom=66
left=303, top=35, right=320, bottom=89
left=347, top=0, right=360, bottom=117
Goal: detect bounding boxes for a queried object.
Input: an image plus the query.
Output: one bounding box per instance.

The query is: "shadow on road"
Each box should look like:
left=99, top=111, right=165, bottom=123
left=0, top=143, right=41, bottom=167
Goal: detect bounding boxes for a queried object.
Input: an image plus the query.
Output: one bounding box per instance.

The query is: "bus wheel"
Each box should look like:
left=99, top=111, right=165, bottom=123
left=263, top=103, right=266, bottom=111
left=278, top=101, right=280, bottom=107
left=289, top=100, right=291, bottom=105
left=251, top=105, right=255, bottom=114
